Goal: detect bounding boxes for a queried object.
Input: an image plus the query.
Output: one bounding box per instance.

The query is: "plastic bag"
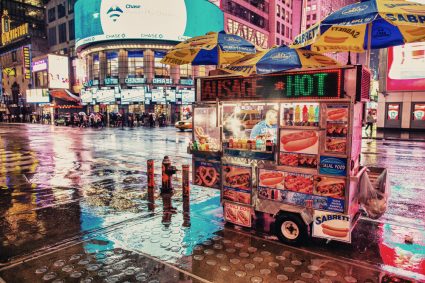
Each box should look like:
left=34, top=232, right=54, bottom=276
left=358, top=168, right=389, bottom=220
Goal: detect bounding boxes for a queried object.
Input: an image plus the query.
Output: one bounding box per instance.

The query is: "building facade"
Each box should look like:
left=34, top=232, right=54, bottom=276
left=75, top=0, right=223, bottom=122
left=377, top=44, right=425, bottom=130
left=0, top=0, right=48, bottom=119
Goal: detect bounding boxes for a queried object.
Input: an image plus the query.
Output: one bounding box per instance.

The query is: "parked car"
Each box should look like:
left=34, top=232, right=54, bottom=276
left=175, top=118, right=193, bottom=131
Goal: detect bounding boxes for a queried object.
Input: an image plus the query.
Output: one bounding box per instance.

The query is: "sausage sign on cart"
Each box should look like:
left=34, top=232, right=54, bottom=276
left=189, top=66, right=388, bottom=245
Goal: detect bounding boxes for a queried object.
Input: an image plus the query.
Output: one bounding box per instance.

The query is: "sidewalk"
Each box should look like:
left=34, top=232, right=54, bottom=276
left=362, top=128, right=425, bottom=142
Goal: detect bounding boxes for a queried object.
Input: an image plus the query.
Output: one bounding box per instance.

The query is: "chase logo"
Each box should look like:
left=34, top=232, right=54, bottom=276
left=107, top=6, right=124, bottom=22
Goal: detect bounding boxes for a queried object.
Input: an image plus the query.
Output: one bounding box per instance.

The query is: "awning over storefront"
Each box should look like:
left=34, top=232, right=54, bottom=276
left=50, top=89, right=81, bottom=103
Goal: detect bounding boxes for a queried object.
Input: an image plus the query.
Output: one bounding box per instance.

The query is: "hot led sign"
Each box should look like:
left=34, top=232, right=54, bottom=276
left=200, top=69, right=343, bottom=101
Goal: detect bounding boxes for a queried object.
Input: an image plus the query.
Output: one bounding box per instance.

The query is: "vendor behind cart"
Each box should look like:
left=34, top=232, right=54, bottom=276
left=250, top=109, right=278, bottom=142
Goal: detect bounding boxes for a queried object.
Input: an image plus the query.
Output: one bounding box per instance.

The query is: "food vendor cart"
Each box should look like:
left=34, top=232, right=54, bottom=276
left=189, top=65, right=388, bottom=245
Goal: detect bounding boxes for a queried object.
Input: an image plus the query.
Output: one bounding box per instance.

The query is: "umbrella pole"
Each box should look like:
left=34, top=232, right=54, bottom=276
left=366, top=22, right=372, bottom=68
left=347, top=51, right=352, bottom=65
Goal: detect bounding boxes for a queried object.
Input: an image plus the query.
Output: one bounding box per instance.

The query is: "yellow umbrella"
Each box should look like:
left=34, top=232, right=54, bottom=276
left=290, top=0, right=425, bottom=53
left=161, top=31, right=256, bottom=66
left=222, top=46, right=340, bottom=77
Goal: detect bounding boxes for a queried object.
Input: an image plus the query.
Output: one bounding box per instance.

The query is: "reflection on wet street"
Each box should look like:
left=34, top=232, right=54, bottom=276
left=0, top=124, right=424, bottom=282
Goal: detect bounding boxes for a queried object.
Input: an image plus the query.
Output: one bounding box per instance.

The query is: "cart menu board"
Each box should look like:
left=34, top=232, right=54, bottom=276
left=194, top=160, right=221, bottom=189
left=279, top=129, right=319, bottom=169
left=222, top=164, right=252, bottom=205
left=325, top=105, right=349, bottom=154
left=258, top=169, right=345, bottom=212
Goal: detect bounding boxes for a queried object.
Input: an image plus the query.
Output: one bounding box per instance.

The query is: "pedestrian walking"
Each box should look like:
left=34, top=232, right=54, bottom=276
left=365, top=111, right=375, bottom=138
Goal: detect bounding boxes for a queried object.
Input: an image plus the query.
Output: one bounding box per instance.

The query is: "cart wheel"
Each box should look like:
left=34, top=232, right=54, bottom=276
left=275, top=213, right=307, bottom=245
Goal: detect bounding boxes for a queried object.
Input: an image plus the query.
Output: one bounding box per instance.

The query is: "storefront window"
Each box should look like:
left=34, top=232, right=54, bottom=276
left=106, top=51, right=119, bottom=78
left=128, top=50, right=144, bottom=78
left=92, top=54, right=100, bottom=80
left=180, top=64, right=192, bottom=79
left=413, top=103, right=425, bottom=121
left=154, top=51, right=170, bottom=78
left=34, top=71, right=48, bottom=88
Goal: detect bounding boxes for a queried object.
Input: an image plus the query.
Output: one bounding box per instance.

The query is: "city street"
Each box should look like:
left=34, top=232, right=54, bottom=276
left=0, top=124, right=424, bottom=283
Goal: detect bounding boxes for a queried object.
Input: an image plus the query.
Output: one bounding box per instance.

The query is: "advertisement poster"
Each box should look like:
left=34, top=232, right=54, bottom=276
left=223, top=104, right=279, bottom=143
left=313, top=211, right=351, bottom=243
left=121, top=89, right=145, bottom=104
left=280, top=130, right=319, bottom=155
left=319, top=156, right=347, bottom=177
left=325, top=105, right=348, bottom=154
left=194, top=160, right=221, bottom=189
left=26, top=89, right=50, bottom=103
left=387, top=104, right=400, bottom=120
left=22, top=45, right=31, bottom=80
left=74, top=0, right=224, bottom=49
left=193, top=107, right=220, bottom=151
left=280, top=103, right=320, bottom=127
left=257, top=169, right=345, bottom=212
left=387, top=43, right=425, bottom=92
left=222, top=164, right=252, bottom=204
left=48, top=54, right=70, bottom=89
left=314, top=176, right=346, bottom=199
left=413, top=104, right=425, bottom=121
left=224, top=202, right=252, bottom=228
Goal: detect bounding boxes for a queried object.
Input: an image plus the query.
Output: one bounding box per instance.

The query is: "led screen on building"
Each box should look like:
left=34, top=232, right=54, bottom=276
left=48, top=55, right=70, bottom=89
left=387, top=42, right=425, bottom=92
left=75, top=0, right=224, bottom=49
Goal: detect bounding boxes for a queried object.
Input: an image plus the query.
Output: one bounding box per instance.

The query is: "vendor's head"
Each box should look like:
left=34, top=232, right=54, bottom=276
left=265, top=109, right=278, bottom=126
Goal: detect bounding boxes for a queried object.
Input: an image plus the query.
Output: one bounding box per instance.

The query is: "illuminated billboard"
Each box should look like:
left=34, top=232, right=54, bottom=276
left=48, top=55, right=70, bottom=89
left=26, top=89, right=50, bottom=103
left=75, top=0, right=224, bottom=49
left=387, top=42, right=425, bottom=92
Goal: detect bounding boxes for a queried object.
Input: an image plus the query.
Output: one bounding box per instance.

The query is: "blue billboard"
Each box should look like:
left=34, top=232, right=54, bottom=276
left=75, top=0, right=224, bottom=49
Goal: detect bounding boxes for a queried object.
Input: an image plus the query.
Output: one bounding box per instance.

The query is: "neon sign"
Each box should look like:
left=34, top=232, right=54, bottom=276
left=200, top=69, right=343, bottom=101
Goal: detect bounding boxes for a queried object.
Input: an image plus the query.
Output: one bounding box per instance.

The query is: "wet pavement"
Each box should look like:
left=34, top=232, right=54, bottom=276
left=0, top=124, right=424, bottom=283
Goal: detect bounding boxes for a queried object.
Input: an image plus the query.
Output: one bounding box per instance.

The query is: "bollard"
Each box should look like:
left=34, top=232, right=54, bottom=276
left=147, top=159, right=155, bottom=211
left=182, top=165, right=190, bottom=198
left=161, top=156, right=177, bottom=193
left=147, top=159, right=155, bottom=190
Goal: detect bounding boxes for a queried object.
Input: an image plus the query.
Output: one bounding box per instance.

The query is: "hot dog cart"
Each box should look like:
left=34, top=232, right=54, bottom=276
left=189, top=65, right=388, bottom=245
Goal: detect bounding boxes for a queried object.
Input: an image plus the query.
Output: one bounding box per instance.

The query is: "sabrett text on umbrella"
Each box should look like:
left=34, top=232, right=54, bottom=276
left=385, top=13, right=425, bottom=24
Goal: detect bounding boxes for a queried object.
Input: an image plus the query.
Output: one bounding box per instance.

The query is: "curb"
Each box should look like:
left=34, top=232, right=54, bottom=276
left=362, top=136, right=425, bottom=142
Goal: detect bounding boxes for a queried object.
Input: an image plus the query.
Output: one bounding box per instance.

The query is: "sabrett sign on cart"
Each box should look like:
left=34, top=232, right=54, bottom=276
left=200, top=69, right=343, bottom=101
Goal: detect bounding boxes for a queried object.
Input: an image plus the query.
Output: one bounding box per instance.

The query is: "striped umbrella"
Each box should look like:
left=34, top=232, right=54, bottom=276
left=161, top=31, right=256, bottom=66
left=290, top=0, right=425, bottom=53
left=222, top=45, right=340, bottom=77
